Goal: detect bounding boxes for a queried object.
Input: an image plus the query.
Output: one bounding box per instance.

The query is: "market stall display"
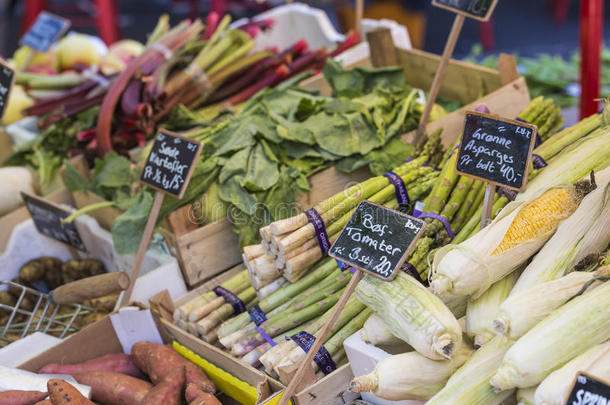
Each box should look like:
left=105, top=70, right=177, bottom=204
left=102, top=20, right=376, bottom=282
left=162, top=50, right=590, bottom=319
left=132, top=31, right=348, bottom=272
left=1, top=3, right=609, bottom=405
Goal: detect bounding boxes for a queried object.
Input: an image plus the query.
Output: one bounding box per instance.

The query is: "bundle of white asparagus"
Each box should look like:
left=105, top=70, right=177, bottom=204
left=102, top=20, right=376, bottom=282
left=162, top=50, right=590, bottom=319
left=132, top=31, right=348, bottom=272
left=242, top=156, right=440, bottom=290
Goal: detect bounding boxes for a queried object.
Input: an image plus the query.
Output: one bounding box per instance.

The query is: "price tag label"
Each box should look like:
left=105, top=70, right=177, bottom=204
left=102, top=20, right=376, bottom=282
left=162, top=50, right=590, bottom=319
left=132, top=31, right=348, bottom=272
left=0, top=60, right=15, bottom=120
left=566, top=373, right=610, bottom=405
left=432, top=0, right=499, bottom=22
left=20, top=11, right=71, bottom=52
left=22, top=193, right=86, bottom=251
left=140, top=130, right=203, bottom=199
left=329, top=200, right=425, bottom=281
left=456, top=111, right=537, bottom=192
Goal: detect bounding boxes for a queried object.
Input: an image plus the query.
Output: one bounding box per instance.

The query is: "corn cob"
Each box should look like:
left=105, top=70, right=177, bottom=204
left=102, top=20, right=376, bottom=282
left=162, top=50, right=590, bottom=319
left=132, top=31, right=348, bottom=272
left=490, top=280, right=610, bottom=391
left=495, top=266, right=610, bottom=340
left=349, top=342, right=473, bottom=401
left=534, top=341, right=610, bottom=405
left=431, top=179, right=595, bottom=299
left=426, top=335, right=515, bottom=405
left=511, top=172, right=610, bottom=295
left=360, top=313, right=405, bottom=347
left=355, top=272, right=462, bottom=360
left=465, top=270, right=520, bottom=347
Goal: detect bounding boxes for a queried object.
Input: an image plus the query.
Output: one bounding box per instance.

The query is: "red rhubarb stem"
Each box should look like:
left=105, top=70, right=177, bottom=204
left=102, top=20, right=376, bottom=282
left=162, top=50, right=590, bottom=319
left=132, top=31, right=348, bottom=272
left=330, top=30, right=361, bottom=58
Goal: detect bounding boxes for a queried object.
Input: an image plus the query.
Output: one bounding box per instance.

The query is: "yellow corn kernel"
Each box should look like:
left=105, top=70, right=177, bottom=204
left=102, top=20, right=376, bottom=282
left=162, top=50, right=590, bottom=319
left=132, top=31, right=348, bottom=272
left=492, top=188, right=578, bottom=255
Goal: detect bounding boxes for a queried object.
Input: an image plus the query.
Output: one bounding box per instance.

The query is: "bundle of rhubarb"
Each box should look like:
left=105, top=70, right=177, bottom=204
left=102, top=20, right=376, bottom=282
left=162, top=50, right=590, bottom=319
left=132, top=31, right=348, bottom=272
left=96, top=13, right=360, bottom=154
left=174, top=258, right=372, bottom=383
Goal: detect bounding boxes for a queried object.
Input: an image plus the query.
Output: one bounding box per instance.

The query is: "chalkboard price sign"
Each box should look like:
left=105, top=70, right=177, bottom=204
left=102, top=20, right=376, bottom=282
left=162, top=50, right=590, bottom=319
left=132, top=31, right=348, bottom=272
left=140, top=130, right=202, bottom=199
left=0, top=60, right=14, bottom=120
left=329, top=201, right=426, bottom=281
left=22, top=193, right=86, bottom=252
left=20, top=11, right=70, bottom=52
left=567, top=373, right=610, bottom=405
left=456, top=111, right=537, bottom=192
left=432, top=0, right=499, bottom=22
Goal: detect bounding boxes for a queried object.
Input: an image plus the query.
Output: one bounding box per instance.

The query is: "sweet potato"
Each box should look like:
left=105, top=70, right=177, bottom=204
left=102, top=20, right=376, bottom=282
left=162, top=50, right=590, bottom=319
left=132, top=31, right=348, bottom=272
left=73, top=371, right=151, bottom=405
left=0, top=390, right=48, bottom=405
left=131, top=341, right=215, bottom=393
left=47, top=379, right=94, bottom=405
left=140, top=366, right=184, bottom=405
left=39, top=353, right=145, bottom=378
left=34, top=401, right=52, bottom=405
left=185, top=383, right=223, bottom=405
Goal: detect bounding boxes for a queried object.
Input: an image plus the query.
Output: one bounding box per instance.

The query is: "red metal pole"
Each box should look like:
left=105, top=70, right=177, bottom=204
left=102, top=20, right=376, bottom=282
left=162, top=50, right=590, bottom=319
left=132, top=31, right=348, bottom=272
left=579, top=0, right=603, bottom=119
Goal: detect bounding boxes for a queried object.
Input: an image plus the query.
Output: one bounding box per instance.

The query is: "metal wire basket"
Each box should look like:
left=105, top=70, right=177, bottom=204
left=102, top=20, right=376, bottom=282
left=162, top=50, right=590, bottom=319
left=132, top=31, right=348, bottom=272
left=0, top=280, right=93, bottom=346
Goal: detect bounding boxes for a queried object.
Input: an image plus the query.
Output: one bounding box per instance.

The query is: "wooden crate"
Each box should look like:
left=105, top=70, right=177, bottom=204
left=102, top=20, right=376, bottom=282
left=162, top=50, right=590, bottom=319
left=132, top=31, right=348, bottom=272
left=173, top=49, right=529, bottom=287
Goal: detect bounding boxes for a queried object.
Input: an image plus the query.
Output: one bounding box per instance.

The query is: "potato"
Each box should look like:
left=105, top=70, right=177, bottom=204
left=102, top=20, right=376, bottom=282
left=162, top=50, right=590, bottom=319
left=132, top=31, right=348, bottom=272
left=62, top=259, right=106, bottom=284
left=0, top=291, right=16, bottom=307
left=83, top=294, right=119, bottom=313
left=19, top=257, right=62, bottom=284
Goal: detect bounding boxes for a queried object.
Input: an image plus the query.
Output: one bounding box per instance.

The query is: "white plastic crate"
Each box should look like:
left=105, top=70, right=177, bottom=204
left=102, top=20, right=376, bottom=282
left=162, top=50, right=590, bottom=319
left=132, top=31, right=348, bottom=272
left=0, top=210, right=187, bottom=304
left=344, top=331, right=425, bottom=405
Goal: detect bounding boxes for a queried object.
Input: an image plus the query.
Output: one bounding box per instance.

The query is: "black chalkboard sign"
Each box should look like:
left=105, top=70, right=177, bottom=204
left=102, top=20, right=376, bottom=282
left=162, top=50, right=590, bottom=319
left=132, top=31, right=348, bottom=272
left=456, top=111, right=538, bottom=192
left=20, top=11, right=70, bottom=52
left=0, top=60, right=14, bottom=120
left=432, top=0, right=498, bottom=21
left=140, top=130, right=203, bottom=199
left=22, top=193, right=86, bottom=252
left=329, top=201, right=425, bottom=281
left=566, top=373, right=610, bottom=405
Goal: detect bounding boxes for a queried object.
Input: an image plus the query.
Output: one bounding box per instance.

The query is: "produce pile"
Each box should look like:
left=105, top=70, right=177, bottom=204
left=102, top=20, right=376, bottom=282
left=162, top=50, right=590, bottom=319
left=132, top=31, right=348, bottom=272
left=348, top=110, right=610, bottom=404
left=0, top=341, right=220, bottom=405
left=63, top=61, right=437, bottom=253
left=0, top=258, right=118, bottom=345
left=4, top=13, right=359, bottom=196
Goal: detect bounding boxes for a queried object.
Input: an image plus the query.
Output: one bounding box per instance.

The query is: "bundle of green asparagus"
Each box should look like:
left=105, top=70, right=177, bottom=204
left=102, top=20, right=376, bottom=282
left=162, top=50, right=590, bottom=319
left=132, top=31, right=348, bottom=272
left=242, top=134, right=444, bottom=291
left=172, top=266, right=258, bottom=343
left=403, top=97, right=566, bottom=280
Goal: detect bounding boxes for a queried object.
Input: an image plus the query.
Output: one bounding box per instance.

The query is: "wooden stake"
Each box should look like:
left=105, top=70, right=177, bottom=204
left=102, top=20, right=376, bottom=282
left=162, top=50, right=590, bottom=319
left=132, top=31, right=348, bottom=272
left=120, top=192, right=165, bottom=306
left=355, top=0, right=364, bottom=34
left=366, top=28, right=398, bottom=68
left=480, top=184, right=496, bottom=229
left=276, top=270, right=363, bottom=405
left=413, top=14, right=465, bottom=146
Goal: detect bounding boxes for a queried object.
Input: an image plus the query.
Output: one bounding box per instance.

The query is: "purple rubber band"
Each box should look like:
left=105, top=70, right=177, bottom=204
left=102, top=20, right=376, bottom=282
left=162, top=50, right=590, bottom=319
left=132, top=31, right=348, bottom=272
left=213, top=286, right=246, bottom=315
left=400, top=262, right=426, bottom=285
left=336, top=260, right=350, bottom=271
left=288, top=331, right=336, bottom=375
left=384, top=171, right=410, bottom=210
left=248, top=305, right=267, bottom=326
left=256, top=326, right=276, bottom=347
left=532, top=153, right=548, bottom=169
left=419, top=213, right=454, bottom=239
left=305, top=208, right=331, bottom=255
left=497, top=187, right=517, bottom=201
left=412, top=201, right=425, bottom=218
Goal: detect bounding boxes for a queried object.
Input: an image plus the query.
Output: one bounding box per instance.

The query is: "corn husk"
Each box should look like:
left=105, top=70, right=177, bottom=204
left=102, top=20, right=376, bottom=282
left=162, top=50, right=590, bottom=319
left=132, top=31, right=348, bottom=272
left=495, top=267, right=610, bottom=340
left=534, top=341, right=610, bottom=405
left=516, top=386, right=536, bottom=405
left=430, top=185, right=575, bottom=300
left=426, top=335, right=515, bottom=405
left=360, top=313, right=404, bottom=347
left=349, top=343, right=473, bottom=401
left=511, top=172, right=610, bottom=295
left=355, top=272, right=462, bottom=360
left=466, top=270, right=520, bottom=347
left=517, top=128, right=610, bottom=201
left=490, top=280, right=610, bottom=391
